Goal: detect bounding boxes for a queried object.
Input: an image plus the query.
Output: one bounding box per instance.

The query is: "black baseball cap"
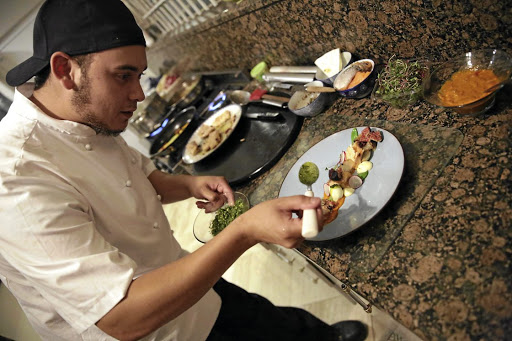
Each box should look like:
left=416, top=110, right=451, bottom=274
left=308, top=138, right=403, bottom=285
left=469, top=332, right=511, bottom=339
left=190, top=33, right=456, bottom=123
left=6, top=0, right=146, bottom=87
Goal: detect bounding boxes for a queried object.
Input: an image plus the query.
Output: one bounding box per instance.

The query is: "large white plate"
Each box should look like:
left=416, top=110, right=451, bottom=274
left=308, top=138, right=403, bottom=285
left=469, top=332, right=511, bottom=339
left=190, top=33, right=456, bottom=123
left=278, top=127, right=404, bottom=241
left=182, top=104, right=242, bottom=164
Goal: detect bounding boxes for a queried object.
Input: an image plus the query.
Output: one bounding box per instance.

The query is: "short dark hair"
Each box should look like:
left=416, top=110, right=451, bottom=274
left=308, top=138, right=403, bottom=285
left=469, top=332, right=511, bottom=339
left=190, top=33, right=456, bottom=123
left=33, top=54, right=93, bottom=90
left=33, top=66, right=51, bottom=90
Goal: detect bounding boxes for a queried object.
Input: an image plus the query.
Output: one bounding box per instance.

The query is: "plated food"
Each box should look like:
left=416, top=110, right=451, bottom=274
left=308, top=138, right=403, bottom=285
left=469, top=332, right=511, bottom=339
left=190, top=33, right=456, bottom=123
left=321, top=127, right=382, bottom=225
left=182, top=104, right=242, bottom=164
left=278, top=127, right=404, bottom=241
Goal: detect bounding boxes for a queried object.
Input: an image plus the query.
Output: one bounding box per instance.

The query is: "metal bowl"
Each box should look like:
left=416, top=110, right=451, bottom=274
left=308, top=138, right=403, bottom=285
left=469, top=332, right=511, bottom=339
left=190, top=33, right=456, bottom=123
left=422, top=49, right=512, bottom=116
left=288, top=81, right=332, bottom=117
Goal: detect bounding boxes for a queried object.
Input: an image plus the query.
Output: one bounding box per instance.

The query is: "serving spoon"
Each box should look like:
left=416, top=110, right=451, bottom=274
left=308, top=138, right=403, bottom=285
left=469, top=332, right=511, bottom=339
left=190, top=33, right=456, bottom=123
left=298, top=162, right=320, bottom=238
left=305, top=86, right=336, bottom=92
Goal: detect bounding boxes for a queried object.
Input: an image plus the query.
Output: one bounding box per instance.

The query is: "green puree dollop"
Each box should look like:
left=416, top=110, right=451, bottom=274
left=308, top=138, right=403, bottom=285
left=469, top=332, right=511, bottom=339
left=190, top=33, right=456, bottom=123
left=210, top=199, right=249, bottom=236
left=299, top=162, right=319, bottom=185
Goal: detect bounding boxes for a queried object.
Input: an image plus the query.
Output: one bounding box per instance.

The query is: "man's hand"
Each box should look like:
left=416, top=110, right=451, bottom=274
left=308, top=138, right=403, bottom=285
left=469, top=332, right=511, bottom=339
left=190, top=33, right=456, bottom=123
left=190, top=176, right=234, bottom=213
left=226, top=195, right=324, bottom=249
left=148, top=171, right=234, bottom=208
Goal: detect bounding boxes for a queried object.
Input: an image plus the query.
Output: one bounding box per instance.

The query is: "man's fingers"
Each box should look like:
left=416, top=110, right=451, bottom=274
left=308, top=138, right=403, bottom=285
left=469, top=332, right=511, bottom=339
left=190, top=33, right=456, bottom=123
left=276, top=195, right=321, bottom=211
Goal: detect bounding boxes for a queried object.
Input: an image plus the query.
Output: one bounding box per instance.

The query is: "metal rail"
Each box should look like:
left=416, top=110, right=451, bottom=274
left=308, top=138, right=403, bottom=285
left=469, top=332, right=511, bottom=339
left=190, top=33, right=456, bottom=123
left=123, top=0, right=222, bottom=39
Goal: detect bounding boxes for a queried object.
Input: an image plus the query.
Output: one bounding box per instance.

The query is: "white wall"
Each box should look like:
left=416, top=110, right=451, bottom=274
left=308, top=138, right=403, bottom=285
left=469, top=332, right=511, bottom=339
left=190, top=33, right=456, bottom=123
left=0, top=283, right=41, bottom=340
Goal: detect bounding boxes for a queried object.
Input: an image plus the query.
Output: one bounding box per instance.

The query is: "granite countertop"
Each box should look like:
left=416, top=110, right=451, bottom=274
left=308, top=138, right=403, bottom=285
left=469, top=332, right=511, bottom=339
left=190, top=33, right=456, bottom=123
left=242, top=86, right=512, bottom=340
left=143, top=0, right=511, bottom=338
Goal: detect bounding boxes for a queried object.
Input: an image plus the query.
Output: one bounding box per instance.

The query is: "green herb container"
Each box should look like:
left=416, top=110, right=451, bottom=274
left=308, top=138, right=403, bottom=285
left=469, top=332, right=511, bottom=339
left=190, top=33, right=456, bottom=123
left=193, top=191, right=250, bottom=243
left=372, top=58, right=430, bottom=109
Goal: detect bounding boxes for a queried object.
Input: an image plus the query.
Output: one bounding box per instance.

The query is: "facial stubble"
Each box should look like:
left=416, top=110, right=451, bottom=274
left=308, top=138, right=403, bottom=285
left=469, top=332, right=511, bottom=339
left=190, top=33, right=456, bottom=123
left=71, top=69, right=124, bottom=137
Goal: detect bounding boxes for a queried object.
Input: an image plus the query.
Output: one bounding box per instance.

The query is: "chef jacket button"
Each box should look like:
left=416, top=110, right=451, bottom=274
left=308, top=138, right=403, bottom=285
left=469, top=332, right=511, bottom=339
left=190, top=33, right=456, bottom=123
left=153, top=222, right=159, bottom=229
left=157, top=194, right=162, bottom=201
left=85, top=144, right=92, bottom=151
left=131, top=158, right=136, bottom=164
left=125, top=180, right=132, bottom=187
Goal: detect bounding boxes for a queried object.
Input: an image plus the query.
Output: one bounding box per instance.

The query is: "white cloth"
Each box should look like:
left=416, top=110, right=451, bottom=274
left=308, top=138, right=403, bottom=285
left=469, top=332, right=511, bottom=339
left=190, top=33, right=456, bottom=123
left=0, top=84, right=221, bottom=341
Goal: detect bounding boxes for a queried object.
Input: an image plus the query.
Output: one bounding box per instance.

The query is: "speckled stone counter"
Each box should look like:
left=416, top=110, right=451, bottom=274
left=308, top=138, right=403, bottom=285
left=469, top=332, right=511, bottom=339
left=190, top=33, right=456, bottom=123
left=241, top=87, right=512, bottom=340
left=143, top=1, right=512, bottom=339
left=147, top=0, right=511, bottom=76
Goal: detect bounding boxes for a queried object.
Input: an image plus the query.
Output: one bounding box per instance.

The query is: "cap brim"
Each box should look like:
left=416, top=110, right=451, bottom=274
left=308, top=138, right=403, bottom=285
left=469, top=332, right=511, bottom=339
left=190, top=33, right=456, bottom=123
left=6, top=56, right=49, bottom=87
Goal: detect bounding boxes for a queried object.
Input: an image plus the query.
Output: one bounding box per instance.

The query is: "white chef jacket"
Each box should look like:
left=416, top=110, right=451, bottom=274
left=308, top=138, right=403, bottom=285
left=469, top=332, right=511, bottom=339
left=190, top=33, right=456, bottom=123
left=0, top=84, right=221, bottom=340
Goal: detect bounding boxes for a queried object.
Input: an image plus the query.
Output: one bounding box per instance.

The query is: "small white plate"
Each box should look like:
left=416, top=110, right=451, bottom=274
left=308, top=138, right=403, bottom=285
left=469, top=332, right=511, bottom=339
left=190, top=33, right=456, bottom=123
left=278, top=127, right=404, bottom=241
left=182, top=104, right=242, bottom=164
left=314, top=49, right=352, bottom=78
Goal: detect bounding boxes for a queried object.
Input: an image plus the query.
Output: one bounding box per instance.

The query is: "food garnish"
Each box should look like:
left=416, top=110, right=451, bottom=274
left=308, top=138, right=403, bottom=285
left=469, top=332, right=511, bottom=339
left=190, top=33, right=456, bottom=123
left=209, top=198, right=249, bottom=236
left=298, top=162, right=320, bottom=186
left=350, top=128, right=358, bottom=143
left=374, top=56, right=428, bottom=108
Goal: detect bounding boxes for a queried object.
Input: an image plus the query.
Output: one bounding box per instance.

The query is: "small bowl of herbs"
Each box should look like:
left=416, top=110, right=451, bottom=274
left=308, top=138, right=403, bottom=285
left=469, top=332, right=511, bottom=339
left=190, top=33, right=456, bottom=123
left=372, top=56, right=430, bottom=109
left=193, top=191, right=250, bottom=243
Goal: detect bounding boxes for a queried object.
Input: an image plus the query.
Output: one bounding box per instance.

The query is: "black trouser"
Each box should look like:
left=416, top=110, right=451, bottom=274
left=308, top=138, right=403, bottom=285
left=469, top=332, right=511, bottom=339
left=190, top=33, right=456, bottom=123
left=206, top=278, right=337, bottom=341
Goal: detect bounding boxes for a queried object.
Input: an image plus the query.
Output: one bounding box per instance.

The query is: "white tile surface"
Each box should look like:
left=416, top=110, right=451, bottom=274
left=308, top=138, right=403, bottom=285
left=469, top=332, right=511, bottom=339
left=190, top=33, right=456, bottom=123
left=164, top=198, right=423, bottom=341
left=0, top=283, right=41, bottom=340
left=1, top=199, right=420, bottom=341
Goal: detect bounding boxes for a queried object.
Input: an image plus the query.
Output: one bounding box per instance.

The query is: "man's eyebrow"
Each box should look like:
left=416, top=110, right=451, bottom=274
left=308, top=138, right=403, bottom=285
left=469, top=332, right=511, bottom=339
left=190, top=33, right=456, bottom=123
left=115, top=65, right=148, bottom=72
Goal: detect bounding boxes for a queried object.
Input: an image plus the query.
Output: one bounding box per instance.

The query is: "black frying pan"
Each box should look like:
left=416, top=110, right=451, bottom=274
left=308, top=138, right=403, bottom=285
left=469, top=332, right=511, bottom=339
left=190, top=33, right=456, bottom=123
left=149, top=106, right=198, bottom=157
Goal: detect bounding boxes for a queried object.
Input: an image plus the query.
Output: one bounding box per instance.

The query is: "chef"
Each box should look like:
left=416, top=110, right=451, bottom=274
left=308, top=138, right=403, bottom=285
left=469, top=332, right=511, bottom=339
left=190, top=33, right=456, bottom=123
left=0, top=0, right=367, bottom=340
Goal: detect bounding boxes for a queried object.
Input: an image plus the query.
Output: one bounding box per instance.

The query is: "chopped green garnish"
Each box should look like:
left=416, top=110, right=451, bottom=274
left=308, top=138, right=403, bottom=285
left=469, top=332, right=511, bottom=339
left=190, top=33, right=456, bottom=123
left=210, top=199, right=249, bottom=236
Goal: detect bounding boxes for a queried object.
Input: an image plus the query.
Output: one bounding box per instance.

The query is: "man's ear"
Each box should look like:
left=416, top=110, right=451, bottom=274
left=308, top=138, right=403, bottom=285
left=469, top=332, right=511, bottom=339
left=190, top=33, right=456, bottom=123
left=49, top=52, right=79, bottom=90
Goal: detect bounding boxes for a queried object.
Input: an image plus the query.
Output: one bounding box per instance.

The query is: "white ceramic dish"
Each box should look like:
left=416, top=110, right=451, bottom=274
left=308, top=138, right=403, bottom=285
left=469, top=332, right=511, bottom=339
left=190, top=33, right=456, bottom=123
left=193, top=192, right=250, bottom=243
left=278, top=127, right=404, bottom=241
left=315, top=50, right=353, bottom=85
left=182, top=104, right=242, bottom=164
